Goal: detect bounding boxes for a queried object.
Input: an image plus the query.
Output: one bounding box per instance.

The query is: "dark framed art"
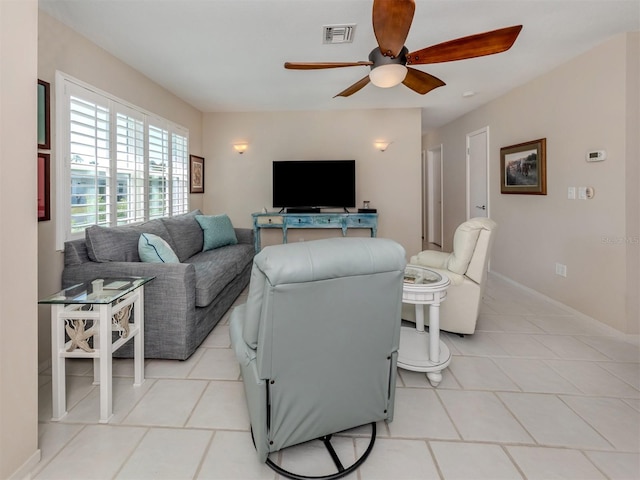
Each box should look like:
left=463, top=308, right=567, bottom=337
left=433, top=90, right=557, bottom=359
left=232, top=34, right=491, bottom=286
left=38, top=79, right=51, bottom=150
left=500, top=138, right=547, bottom=195
left=38, top=153, right=51, bottom=221
left=190, top=155, right=205, bottom=193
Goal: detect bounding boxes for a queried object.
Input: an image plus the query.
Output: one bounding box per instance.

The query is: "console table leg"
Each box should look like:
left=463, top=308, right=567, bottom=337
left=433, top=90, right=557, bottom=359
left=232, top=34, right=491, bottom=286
left=133, top=287, right=145, bottom=387
left=51, top=305, right=67, bottom=421
left=98, top=304, right=113, bottom=423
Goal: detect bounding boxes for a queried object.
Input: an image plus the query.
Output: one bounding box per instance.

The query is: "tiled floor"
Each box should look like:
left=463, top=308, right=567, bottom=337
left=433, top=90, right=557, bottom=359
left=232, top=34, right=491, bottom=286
left=34, top=274, right=640, bottom=479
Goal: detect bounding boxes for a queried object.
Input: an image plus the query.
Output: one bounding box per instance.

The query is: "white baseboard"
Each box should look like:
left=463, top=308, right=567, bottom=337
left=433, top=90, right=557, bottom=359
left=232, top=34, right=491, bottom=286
left=488, top=271, right=639, bottom=342
left=8, top=449, right=41, bottom=480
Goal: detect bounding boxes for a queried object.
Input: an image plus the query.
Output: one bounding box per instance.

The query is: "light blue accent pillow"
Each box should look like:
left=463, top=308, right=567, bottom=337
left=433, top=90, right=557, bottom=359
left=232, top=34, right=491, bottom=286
left=138, top=233, right=180, bottom=263
left=195, top=214, right=238, bottom=251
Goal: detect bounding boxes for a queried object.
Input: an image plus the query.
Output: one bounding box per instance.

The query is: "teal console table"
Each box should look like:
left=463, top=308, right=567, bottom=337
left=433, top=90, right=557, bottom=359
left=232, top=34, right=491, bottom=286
left=252, top=212, right=378, bottom=252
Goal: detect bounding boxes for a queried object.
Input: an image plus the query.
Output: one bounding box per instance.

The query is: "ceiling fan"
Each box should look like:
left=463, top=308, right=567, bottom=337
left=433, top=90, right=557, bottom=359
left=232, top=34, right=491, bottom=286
left=284, top=0, right=522, bottom=98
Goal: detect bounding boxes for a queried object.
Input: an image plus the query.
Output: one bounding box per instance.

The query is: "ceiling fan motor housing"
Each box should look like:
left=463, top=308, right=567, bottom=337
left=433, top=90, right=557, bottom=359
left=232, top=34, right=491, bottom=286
left=369, top=46, right=408, bottom=69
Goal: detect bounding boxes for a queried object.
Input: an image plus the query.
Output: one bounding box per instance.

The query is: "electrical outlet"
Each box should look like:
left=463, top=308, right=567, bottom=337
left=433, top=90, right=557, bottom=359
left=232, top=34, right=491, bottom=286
left=555, top=263, right=567, bottom=277
left=567, top=187, right=576, bottom=200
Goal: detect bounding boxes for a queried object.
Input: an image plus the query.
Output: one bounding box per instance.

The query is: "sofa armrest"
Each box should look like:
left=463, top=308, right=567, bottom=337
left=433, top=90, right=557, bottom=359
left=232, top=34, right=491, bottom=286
left=235, top=228, right=254, bottom=246
left=409, top=250, right=451, bottom=270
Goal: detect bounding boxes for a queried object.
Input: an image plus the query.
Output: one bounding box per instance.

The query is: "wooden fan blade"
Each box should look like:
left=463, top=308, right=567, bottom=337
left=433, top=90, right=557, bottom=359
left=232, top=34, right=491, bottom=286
left=406, top=25, right=523, bottom=65
left=402, top=67, right=445, bottom=95
left=373, top=0, right=415, bottom=58
left=284, top=61, right=372, bottom=70
left=334, top=76, right=371, bottom=98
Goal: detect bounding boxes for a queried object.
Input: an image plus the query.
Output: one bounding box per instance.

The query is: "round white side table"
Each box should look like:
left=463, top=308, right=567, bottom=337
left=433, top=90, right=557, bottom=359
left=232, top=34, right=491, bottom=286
left=398, top=265, right=451, bottom=387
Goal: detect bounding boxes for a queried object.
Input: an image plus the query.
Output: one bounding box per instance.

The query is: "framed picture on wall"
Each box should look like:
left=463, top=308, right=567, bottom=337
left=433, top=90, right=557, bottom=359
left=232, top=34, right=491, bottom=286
left=38, top=79, right=51, bottom=150
left=38, top=153, right=51, bottom=221
left=190, top=155, right=205, bottom=193
left=500, top=138, right=547, bottom=195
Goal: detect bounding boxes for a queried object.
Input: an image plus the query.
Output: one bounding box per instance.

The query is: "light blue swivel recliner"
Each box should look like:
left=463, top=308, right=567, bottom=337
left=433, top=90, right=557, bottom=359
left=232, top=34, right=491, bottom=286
left=230, top=237, right=406, bottom=479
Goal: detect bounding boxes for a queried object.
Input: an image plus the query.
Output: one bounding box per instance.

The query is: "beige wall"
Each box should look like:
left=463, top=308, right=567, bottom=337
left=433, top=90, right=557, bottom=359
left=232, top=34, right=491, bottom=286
left=0, top=2, right=40, bottom=478
left=201, top=109, right=423, bottom=256
left=424, top=32, right=639, bottom=334
left=36, top=11, right=204, bottom=366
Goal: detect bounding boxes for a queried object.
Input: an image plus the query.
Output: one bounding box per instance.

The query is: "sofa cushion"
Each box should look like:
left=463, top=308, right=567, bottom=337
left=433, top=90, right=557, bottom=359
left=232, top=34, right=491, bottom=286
left=86, top=219, right=173, bottom=263
left=161, top=209, right=203, bottom=262
left=187, top=243, right=255, bottom=307
left=138, top=233, right=180, bottom=263
left=195, top=214, right=238, bottom=251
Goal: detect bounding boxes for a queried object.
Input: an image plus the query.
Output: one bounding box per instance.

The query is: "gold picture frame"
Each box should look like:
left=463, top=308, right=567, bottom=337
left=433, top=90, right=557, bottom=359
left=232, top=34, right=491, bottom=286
left=500, top=138, right=547, bottom=195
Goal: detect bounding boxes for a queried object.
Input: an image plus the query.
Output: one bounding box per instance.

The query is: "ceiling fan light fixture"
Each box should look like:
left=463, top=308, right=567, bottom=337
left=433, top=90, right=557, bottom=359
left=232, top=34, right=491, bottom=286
left=369, top=64, right=407, bottom=88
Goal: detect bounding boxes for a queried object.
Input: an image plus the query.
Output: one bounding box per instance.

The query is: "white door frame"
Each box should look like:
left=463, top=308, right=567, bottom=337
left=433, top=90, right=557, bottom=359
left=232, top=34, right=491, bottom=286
left=424, top=145, right=443, bottom=246
left=466, top=127, right=490, bottom=219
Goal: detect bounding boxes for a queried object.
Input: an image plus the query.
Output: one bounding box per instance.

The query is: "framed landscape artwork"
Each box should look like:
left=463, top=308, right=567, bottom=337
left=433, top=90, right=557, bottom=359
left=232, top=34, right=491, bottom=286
left=38, top=153, right=51, bottom=221
left=500, top=138, right=547, bottom=195
left=190, top=155, right=205, bottom=193
left=38, top=79, right=51, bottom=150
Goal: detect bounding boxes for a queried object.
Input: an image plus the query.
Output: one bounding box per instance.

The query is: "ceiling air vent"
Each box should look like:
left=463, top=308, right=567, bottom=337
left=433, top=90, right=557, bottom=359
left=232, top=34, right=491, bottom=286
left=323, top=24, right=356, bottom=44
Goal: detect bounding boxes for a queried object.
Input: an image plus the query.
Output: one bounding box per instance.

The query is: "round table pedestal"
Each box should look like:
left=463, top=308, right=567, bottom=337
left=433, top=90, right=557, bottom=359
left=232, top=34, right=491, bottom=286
left=397, top=327, right=452, bottom=386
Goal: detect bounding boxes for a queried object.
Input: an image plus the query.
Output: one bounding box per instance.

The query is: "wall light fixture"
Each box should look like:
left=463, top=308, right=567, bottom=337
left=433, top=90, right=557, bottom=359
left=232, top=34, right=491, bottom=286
left=233, top=143, right=249, bottom=154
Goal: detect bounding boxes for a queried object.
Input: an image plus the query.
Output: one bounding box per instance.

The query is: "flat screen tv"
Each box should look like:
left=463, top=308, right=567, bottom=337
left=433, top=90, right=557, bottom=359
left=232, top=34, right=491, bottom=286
left=273, top=160, right=356, bottom=212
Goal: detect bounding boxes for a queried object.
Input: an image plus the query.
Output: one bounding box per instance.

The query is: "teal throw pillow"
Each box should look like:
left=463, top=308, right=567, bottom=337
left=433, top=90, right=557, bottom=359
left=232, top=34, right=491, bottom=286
left=138, top=233, right=180, bottom=263
left=195, top=214, right=238, bottom=251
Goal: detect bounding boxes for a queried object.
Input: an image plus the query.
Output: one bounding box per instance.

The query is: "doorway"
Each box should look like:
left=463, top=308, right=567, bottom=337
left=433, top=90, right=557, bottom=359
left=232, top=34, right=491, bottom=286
left=424, top=145, right=443, bottom=248
left=466, top=127, right=489, bottom=219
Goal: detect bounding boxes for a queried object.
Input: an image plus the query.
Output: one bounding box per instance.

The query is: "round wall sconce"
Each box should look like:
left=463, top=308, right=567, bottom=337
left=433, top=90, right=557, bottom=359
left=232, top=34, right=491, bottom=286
left=233, top=143, right=249, bottom=154
left=374, top=141, right=390, bottom=152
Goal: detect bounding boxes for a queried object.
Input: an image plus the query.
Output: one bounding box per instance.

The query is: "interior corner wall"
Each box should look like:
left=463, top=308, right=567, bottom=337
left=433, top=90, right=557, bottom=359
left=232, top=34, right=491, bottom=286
left=625, top=32, right=640, bottom=334
left=424, top=32, right=634, bottom=333
left=201, top=109, right=423, bottom=257
left=36, top=11, right=204, bottom=367
left=0, top=2, right=40, bottom=478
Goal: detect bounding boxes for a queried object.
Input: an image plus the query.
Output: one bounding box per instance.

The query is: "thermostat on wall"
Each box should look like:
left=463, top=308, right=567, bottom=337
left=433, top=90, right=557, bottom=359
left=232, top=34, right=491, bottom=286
left=586, top=150, right=607, bottom=162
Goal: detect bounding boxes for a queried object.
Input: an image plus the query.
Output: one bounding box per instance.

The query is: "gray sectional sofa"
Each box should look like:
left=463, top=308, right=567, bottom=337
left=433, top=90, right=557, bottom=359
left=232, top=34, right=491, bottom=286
left=62, top=210, right=254, bottom=360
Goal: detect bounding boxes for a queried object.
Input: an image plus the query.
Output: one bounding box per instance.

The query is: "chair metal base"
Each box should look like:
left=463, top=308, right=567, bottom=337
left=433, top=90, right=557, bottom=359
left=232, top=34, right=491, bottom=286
left=259, top=422, right=377, bottom=480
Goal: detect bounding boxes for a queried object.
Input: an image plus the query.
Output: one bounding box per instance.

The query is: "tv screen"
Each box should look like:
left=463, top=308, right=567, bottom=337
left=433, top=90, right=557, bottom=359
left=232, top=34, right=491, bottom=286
left=273, top=160, right=356, bottom=210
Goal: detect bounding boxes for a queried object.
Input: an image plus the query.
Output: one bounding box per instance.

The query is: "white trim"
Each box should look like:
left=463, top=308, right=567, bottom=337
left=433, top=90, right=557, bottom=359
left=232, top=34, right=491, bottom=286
left=426, top=144, right=443, bottom=246
left=489, top=271, right=640, bottom=342
left=8, top=449, right=41, bottom=480
left=465, top=126, right=490, bottom=220
left=54, top=71, right=190, bottom=250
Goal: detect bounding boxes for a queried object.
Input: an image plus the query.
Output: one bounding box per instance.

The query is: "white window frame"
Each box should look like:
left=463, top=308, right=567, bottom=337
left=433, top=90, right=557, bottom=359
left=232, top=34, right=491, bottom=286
left=55, top=71, right=190, bottom=250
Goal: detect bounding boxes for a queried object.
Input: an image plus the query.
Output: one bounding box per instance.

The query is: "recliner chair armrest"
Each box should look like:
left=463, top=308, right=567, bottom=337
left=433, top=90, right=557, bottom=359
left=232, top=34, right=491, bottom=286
left=409, top=250, right=450, bottom=269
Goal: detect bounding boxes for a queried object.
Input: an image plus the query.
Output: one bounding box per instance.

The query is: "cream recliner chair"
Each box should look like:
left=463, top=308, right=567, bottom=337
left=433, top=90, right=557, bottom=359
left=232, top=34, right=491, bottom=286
left=402, top=217, right=497, bottom=335
left=230, top=237, right=406, bottom=479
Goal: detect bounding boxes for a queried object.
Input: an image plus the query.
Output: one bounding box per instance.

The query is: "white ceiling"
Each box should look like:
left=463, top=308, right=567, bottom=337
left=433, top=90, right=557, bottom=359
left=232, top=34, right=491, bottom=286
left=39, top=0, right=639, bottom=132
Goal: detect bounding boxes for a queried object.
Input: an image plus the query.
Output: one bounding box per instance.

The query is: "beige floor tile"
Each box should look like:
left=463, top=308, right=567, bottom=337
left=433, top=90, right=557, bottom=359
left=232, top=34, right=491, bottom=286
left=116, top=428, right=212, bottom=479
left=34, top=425, right=146, bottom=480
left=144, top=348, right=205, bottom=379
left=493, top=357, right=582, bottom=394
left=437, top=390, right=533, bottom=443
left=432, top=441, right=523, bottom=479
left=585, top=451, right=640, bottom=480
left=498, top=392, right=611, bottom=450
left=387, top=388, right=458, bottom=440
left=545, top=359, right=639, bottom=397
left=188, top=347, right=240, bottom=380
left=197, top=430, right=274, bottom=479
left=447, top=356, right=520, bottom=391
left=357, top=438, right=439, bottom=480
left=507, top=446, right=606, bottom=480
left=186, top=380, right=250, bottom=430
left=122, top=379, right=208, bottom=427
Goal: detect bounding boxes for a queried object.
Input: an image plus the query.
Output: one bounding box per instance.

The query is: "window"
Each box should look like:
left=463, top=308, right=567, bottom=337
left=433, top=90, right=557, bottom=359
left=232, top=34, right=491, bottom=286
left=56, top=72, right=189, bottom=249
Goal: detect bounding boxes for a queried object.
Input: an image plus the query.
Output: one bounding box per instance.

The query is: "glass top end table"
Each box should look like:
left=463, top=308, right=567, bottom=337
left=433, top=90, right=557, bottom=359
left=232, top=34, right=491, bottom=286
left=39, top=277, right=154, bottom=305
left=39, top=276, right=153, bottom=423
